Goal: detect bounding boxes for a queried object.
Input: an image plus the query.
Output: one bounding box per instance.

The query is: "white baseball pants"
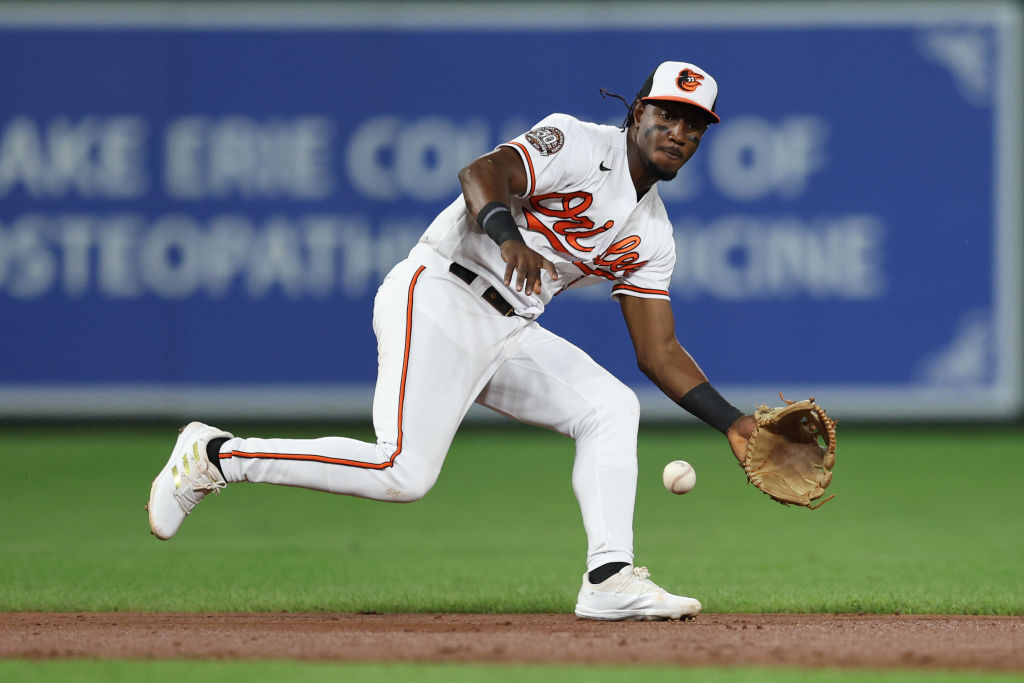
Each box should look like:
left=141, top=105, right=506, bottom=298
left=218, top=247, right=639, bottom=570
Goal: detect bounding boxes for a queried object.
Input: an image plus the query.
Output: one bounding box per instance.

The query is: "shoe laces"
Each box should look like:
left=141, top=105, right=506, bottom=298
left=172, top=462, right=226, bottom=514
left=625, top=566, right=666, bottom=594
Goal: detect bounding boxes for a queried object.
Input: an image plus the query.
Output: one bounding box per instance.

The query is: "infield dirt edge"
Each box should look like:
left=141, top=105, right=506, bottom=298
left=2, top=612, right=1022, bottom=672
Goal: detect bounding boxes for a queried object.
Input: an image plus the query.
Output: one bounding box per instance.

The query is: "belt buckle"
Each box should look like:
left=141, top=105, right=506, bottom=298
left=483, top=287, right=515, bottom=317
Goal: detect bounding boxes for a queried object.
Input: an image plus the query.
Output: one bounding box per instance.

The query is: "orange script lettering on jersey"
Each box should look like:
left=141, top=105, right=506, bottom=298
left=573, top=235, right=649, bottom=280
left=522, top=192, right=613, bottom=253
left=520, top=192, right=648, bottom=280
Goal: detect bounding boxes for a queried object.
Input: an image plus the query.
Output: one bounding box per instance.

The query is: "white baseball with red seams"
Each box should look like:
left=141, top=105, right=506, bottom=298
left=663, top=460, right=697, bottom=494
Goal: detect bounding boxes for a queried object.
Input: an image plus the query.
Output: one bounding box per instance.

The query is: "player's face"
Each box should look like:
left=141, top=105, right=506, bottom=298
left=632, top=101, right=710, bottom=181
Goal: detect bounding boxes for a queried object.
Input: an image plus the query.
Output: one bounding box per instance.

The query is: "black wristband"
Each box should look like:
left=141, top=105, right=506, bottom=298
left=677, top=382, right=744, bottom=434
left=477, top=201, right=525, bottom=246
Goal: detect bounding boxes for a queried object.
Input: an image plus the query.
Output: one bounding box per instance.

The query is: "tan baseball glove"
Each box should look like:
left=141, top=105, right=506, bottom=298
left=740, top=395, right=837, bottom=509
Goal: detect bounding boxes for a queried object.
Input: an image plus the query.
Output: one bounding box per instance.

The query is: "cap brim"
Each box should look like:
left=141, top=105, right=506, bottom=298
left=642, top=96, right=720, bottom=124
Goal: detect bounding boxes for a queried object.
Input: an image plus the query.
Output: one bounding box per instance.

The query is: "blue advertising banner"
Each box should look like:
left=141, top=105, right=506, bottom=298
left=0, top=3, right=1020, bottom=419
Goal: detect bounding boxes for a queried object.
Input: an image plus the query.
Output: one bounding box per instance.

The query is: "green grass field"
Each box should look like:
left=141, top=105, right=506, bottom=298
left=1, top=421, right=1021, bottom=615
left=2, top=660, right=1023, bottom=683
left=1, top=421, right=1023, bottom=682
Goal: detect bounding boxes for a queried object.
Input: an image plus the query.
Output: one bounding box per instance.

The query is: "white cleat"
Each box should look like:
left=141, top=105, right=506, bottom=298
left=574, top=565, right=702, bottom=621
left=147, top=421, right=232, bottom=540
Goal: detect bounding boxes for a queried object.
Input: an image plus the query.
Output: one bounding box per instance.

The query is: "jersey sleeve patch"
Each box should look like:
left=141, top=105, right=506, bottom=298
left=524, top=126, right=565, bottom=156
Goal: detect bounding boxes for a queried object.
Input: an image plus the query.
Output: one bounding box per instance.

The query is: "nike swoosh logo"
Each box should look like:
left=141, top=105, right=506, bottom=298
left=599, top=161, right=612, bottom=172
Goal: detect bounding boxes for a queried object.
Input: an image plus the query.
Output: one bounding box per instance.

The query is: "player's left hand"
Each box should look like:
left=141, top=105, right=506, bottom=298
left=500, top=241, right=559, bottom=294
left=725, top=414, right=757, bottom=465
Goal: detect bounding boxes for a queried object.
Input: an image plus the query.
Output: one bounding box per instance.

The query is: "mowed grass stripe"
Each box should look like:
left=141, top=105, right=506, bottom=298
left=0, top=423, right=1021, bottom=614
left=1, top=661, right=1022, bottom=683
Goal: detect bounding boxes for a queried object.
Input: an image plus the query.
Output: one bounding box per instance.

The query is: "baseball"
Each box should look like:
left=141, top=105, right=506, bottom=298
left=662, top=460, right=697, bottom=494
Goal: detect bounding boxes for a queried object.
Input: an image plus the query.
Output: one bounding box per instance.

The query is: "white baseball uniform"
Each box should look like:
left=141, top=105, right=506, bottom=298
left=218, top=113, right=677, bottom=571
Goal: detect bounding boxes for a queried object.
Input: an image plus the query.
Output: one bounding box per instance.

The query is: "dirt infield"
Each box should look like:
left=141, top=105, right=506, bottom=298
left=2, top=613, right=1023, bottom=671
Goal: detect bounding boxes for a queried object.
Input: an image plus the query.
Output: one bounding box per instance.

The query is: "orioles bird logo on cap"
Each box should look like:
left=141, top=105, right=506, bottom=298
left=675, top=69, right=704, bottom=92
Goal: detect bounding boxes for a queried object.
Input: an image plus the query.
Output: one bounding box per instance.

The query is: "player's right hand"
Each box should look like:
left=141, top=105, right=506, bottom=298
left=500, top=241, right=559, bottom=295
left=725, top=414, right=756, bottom=465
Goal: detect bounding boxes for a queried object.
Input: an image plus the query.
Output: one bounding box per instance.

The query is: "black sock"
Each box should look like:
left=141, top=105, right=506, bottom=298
left=588, top=561, right=630, bottom=585
left=206, top=437, right=228, bottom=477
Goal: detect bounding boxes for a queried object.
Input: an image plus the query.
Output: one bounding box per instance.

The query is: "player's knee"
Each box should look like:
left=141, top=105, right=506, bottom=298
left=599, top=378, right=639, bottom=418
left=576, top=379, right=639, bottom=434
left=386, top=463, right=440, bottom=502
left=392, top=479, right=434, bottom=502
left=617, top=384, right=641, bottom=421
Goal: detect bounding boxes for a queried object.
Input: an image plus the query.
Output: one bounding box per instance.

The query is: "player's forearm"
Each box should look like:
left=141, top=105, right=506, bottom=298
left=636, top=341, right=708, bottom=403
left=650, top=348, right=745, bottom=436
left=459, top=159, right=509, bottom=216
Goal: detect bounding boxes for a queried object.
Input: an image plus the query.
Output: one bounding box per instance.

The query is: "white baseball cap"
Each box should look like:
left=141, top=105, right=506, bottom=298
left=640, top=61, right=720, bottom=123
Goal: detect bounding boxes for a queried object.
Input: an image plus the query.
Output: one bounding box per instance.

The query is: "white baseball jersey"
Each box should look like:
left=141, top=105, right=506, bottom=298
left=419, top=113, right=677, bottom=318
left=215, top=112, right=682, bottom=573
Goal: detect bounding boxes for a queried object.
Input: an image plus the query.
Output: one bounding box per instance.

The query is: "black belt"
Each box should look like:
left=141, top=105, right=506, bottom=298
left=448, top=262, right=516, bottom=317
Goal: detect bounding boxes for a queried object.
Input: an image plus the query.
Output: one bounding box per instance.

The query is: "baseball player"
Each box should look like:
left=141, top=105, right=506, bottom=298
left=148, top=61, right=757, bottom=621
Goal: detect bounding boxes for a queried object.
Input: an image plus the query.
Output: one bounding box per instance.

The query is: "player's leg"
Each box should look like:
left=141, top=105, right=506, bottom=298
left=474, top=323, right=701, bottom=620
left=148, top=260, right=516, bottom=539
left=217, top=261, right=514, bottom=500
left=474, top=322, right=640, bottom=571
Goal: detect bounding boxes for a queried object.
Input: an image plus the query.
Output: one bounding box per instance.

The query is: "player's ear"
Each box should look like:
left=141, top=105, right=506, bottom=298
left=632, top=101, right=646, bottom=126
